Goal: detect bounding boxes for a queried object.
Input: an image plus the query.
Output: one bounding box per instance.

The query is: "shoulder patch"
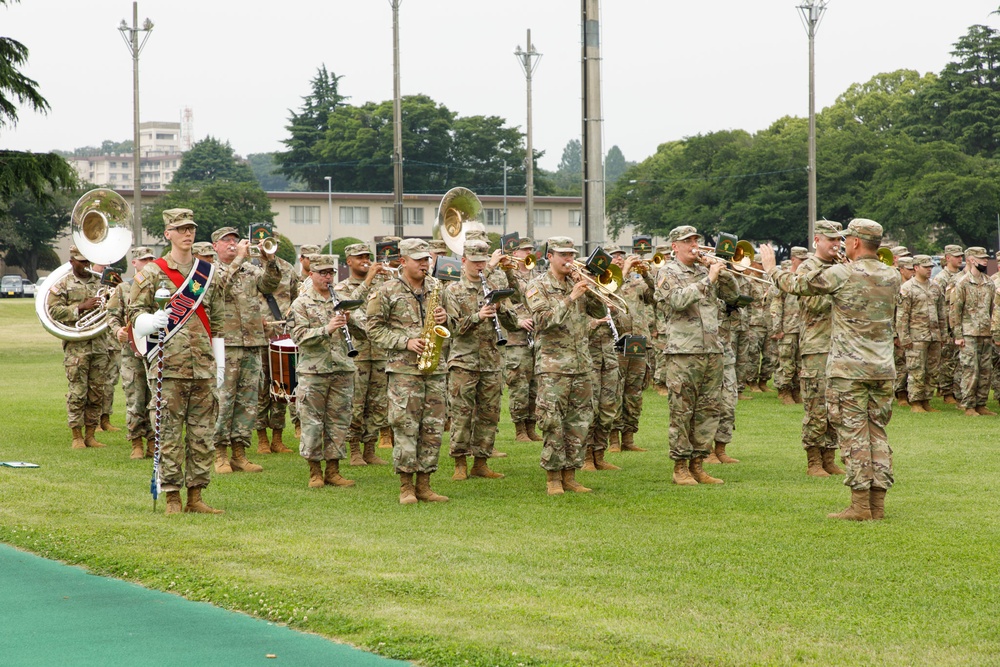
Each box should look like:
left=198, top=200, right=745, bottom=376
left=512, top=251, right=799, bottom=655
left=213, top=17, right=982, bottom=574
left=525, top=287, right=538, bottom=299
left=134, top=272, right=145, bottom=284
left=368, top=290, right=378, bottom=301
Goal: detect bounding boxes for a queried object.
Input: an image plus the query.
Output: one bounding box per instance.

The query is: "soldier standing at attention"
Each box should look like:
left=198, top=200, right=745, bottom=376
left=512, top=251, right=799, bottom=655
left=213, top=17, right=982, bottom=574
left=762, top=219, right=901, bottom=521
left=367, top=238, right=450, bottom=504
left=288, top=254, right=357, bottom=488
left=504, top=238, right=541, bottom=443
left=896, top=255, right=946, bottom=413
left=893, top=256, right=915, bottom=406
left=210, top=226, right=282, bottom=474
left=255, top=251, right=299, bottom=455
left=107, top=246, right=157, bottom=459
left=656, top=226, right=739, bottom=486
left=48, top=245, right=109, bottom=449
left=934, top=245, right=964, bottom=404
left=524, top=237, right=607, bottom=495
left=950, top=246, right=995, bottom=416
left=192, top=242, right=216, bottom=264
left=91, top=267, right=122, bottom=436
left=650, top=243, right=671, bottom=397
left=609, top=249, right=653, bottom=454
left=128, top=208, right=225, bottom=514
left=770, top=248, right=807, bottom=405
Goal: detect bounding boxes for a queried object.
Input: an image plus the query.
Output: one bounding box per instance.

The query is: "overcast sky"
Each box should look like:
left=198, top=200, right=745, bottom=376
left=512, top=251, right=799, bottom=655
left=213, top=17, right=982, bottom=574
left=4, top=1, right=999, bottom=174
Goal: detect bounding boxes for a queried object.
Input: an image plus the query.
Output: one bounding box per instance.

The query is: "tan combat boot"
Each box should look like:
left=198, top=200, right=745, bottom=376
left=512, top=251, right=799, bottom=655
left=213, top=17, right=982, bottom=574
left=307, top=460, right=324, bottom=488
left=792, top=387, right=803, bottom=403
left=471, top=456, right=504, bottom=479
left=806, top=447, right=829, bottom=477
left=270, top=429, right=292, bottom=453
left=689, top=457, right=723, bottom=484
left=294, top=423, right=302, bottom=439
left=964, top=408, right=980, bottom=416
left=256, top=429, right=271, bottom=454
left=869, top=488, right=887, bottom=520
left=827, top=489, right=872, bottom=521
left=399, top=473, right=418, bottom=505
left=713, top=442, right=740, bottom=464
left=593, top=448, right=620, bottom=470
left=214, top=447, right=233, bottom=474
left=758, top=379, right=771, bottom=392
left=922, top=400, right=939, bottom=413
left=545, top=470, right=564, bottom=495
left=655, top=383, right=669, bottom=397
left=71, top=427, right=86, bottom=449
left=976, top=405, right=997, bottom=416
left=489, top=448, right=508, bottom=459
left=229, top=444, right=263, bottom=473
left=349, top=441, right=366, bottom=466
left=895, top=391, right=909, bottom=407
left=185, top=487, right=224, bottom=514
left=145, top=437, right=155, bottom=458
left=620, top=431, right=647, bottom=452
left=561, top=468, right=591, bottom=493
left=821, top=448, right=845, bottom=475
left=452, top=456, right=468, bottom=481
left=378, top=427, right=394, bottom=449
left=750, top=382, right=763, bottom=393
left=514, top=422, right=532, bottom=442
left=129, top=438, right=144, bottom=460
left=704, top=448, right=722, bottom=464
left=84, top=425, right=107, bottom=448
left=324, top=459, right=355, bottom=487
left=164, top=490, right=183, bottom=515
left=525, top=421, right=543, bottom=442
left=778, top=389, right=796, bottom=405
left=99, top=414, right=120, bottom=432
left=672, top=460, right=698, bottom=486
left=910, top=401, right=928, bottom=413
left=608, top=430, right=621, bottom=452
left=362, top=441, right=387, bottom=465
left=414, top=472, right=448, bottom=502
left=581, top=447, right=597, bottom=471
left=942, top=394, right=957, bottom=405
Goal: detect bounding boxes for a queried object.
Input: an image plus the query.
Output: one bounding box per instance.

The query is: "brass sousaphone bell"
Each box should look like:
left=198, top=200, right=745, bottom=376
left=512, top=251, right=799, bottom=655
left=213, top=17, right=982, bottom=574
left=435, top=187, right=487, bottom=257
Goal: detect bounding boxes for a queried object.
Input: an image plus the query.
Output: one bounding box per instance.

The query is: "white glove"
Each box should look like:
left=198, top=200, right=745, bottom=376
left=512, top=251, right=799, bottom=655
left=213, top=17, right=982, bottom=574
left=212, top=337, right=226, bottom=388
left=134, top=308, right=171, bottom=339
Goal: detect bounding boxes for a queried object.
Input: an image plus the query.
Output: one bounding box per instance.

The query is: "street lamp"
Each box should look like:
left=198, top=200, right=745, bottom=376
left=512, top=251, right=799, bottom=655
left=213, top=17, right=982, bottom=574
left=118, top=2, right=153, bottom=244
left=324, top=176, right=333, bottom=254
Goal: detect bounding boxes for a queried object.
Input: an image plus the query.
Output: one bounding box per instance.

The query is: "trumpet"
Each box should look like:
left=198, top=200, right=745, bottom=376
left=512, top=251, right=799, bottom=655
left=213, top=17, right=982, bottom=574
left=500, top=253, right=536, bottom=271
left=249, top=237, right=278, bottom=258
left=569, top=265, right=629, bottom=313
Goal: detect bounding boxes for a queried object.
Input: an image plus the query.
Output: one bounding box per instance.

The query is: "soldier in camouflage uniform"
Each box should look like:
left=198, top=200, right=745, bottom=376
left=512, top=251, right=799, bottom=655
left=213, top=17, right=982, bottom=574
left=705, top=277, right=741, bottom=466
left=128, top=209, right=225, bottom=515
left=288, top=254, right=357, bottom=488
left=896, top=255, right=946, bottom=412
left=770, top=248, right=806, bottom=404
left=763, top=219, right=900, bottom=520
left=107, top=246, right=157, bottom=459
left=657, top=226, right=740, bottom=486
left=744, top=256, right=772, bottom=393
left=333, top=243, right=390, bottom=467
left=255, top=253, right=300, bottom=455
left=91, top=266, right=122, bottom=436
left=933, top=245, right=964, bottom=403
left=651, top=244, right=671, bottom=397
left=504, top=238, right=542, bottom=442
left=523, top=236, right=607, bottom=495
left=210, top=226, right=282, bottom=474
left=48, top=245, right=109, bottom=449
left=443, top=240, right=522, bottom=481
left=950, top=246, right=996, bottom=416
left=193, top=241, right=217, bottom=263
left=892, top=257, right=915, bottom=406
left=367, top=238, right=450, bottom=504
left=731, top=273, right=752, bottom=399
left=291, top=245, right=321, bottom=438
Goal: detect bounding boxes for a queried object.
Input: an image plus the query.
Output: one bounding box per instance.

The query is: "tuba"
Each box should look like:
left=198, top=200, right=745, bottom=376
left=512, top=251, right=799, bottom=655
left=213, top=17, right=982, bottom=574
left=36, top=189, right=134, bottom=341
left=434, top=187, right=487, bottom=256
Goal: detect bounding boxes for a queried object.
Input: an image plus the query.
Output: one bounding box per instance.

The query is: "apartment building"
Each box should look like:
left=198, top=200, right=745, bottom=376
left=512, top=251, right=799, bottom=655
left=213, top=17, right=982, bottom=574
left=69, top=122, right=185, bottom=190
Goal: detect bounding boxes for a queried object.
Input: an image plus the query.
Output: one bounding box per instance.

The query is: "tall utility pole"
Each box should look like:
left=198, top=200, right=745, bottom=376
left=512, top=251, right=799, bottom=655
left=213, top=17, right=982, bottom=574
left=118, top=2, right=153, bottom=244
left=515, top=31, right=541, bottom=241
left=581, top=0, right=605, bottom=255
left=798, top=0, right=827, bottom=242
left=324, top=176, right=333, bottom=253
left=390, top=0, right=404, bottom=238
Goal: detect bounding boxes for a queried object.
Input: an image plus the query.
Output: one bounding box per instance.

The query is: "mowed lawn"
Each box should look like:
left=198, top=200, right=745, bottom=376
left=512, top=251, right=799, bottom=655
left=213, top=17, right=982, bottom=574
left=1, top=298, right=999, bottom=666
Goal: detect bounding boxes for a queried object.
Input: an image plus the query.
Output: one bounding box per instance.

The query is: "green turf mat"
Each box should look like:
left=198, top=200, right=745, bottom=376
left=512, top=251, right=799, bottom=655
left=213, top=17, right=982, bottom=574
left=0, top=543, right=407, bottom=666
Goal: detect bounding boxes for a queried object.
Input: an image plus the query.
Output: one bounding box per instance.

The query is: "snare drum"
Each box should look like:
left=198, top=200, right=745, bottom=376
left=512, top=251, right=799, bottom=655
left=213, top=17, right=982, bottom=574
left=268, top=336, right=298, bottom=403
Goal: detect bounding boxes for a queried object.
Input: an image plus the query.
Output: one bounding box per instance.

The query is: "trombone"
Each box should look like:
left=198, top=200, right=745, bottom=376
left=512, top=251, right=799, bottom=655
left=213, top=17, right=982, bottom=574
left=569, top=263, right=629, bottom=313
left=696, top=242, right=773, bottom=285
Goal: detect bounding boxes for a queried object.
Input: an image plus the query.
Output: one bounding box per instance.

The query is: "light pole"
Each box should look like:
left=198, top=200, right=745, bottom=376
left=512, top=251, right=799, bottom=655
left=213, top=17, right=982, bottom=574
left=118, top=2, right=153, bottom=244
left=502, top=159, right=508, bottom=236
left=798, top=0, right=828, bottom=242
left=390, top=0, right=404, bottom=238
left=515, top=30, right=541, bottom=241
left=581, top=0, right=605, bottom=255
left=324, top=176, right=333, bottom=253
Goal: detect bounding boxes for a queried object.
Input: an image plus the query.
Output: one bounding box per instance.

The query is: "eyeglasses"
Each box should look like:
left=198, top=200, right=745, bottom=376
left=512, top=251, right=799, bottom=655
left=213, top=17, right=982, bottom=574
left=318, top=270, right=335, bottom=276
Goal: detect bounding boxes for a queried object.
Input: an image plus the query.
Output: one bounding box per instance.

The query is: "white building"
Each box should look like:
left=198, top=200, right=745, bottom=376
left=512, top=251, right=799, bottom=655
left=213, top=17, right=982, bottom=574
left=69, top=122, right=185, bottom=190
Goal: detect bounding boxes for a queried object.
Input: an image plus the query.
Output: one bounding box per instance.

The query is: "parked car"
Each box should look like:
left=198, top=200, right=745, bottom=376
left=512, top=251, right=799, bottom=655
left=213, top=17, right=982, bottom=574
left=1, top=274, right=24, bottom=298
left=21, top=279, right=36, bottom=298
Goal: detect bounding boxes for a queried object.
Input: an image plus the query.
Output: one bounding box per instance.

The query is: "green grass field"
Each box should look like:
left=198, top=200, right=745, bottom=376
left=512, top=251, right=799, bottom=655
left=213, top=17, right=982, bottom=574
left=1, top=298, right=999, bottom=666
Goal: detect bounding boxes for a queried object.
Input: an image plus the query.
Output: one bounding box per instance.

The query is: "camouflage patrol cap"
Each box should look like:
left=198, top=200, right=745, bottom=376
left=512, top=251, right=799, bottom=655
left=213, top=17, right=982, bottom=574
left=780, top=259, right=792, bottom=269
left=546, top=236, right=578, bottom=254
left=299, top=244, right=321, bottom=257
left=382, top=236, right=402, bottom=243
left=842, top=218, right=883, bottom=241
left=465, top=229, right=489, bottom=242
left=654, top=243, right=670, bottom=255
left=517, top=238, right=536, bottom=251
left=211, top=226, right=241, bottom=243
left=463, top=240, right=491, bottom=262
left=131, top=246, right=156, bottom=260
left=163, top=208, right=197, bottom=230
left=344, top=243, right=372, bottom=257
left=192, top=242, right=216, bottom=257
left=790, top=246, right=809, bottom=259
left=668, top=225, right=702, bottom=243
left=311, top=254, right=337, bottom=272
left=891, top=245, right=911, bottom=258
left=965, top=246, right=988, bottom=259
left=943, top=244, right=963, bottom=257
left=399, top=238, right=431, bottom=260
left=912, top=254, right=933, bottom=268
left=68, top=245, right=87, bottom=261
left=426, top=239, right=449, bottom=255
left=608, top=245, right=626, bottom=256
left=897, top=256, right=914, bottom=270
left=814, top=219, right=843, bottom=238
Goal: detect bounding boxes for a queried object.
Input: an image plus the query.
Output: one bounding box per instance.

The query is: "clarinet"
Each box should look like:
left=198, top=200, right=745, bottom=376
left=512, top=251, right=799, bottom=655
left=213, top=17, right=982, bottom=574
left=605, top=304, right=621, bottom=348
left=480, top=271, right=507, bottom=346
left=332, top=291, right=359, bottom=358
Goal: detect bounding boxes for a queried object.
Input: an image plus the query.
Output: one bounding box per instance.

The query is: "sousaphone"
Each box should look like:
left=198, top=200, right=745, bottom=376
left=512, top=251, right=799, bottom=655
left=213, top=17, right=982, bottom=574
left=434, top=187, right=486, bottom=256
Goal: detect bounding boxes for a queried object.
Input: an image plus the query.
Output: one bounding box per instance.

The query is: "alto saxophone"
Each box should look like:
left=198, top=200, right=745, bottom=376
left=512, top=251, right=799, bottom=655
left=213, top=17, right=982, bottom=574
left=416, top=282, right=451, bottom=373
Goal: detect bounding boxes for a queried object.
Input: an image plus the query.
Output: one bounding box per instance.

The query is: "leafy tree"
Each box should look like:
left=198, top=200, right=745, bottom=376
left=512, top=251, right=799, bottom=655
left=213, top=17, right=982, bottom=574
left=551, top=139, right=582, bottom=195
left=172, top=136, right=255, bottom=184
left=605, top=145, right=632, bottom=187
left=327, top=236, right=364, bottom=261
left=145, top=182, right=275, bottom=242
left=276, top=65, right=347, bottom=190
left=0, top=186, right=74, bottom=281
left=247, top=152, right=302, bottom=191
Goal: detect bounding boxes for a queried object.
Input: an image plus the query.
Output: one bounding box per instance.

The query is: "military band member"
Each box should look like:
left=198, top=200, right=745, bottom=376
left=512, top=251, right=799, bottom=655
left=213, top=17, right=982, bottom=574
left=651, top=243, right=671, bottom=397
left=298, top=244, right=320, bottom=292
left=770, top=248, right=807, bottom=405
left=288, top=254, right=357, bottom=488
left=657, top=226, right=739, bottom=486
left=107, top=246, right=157, bottom=459
left=896, top=255, right=946, bottom=412
left=192, top=241, right=217, bottom=264
left=255, top=252, right=300, bottom=455
left=367, top=238, right=450, bottom=504
left=90, top=265, right=122, bottom=436
left=47, top=245, right=109, bottom=449
left=128, top=208, right=225, bottom=514
left=335, top=242, right=390, bottom=466
left=763, top=219, right=901, bottom=521
left=706, top=272, right=742, bottom=466
left=745, top=257, right=773, bottom=393
left=427, top=238, right=450, bottom=262
left=610, top=250, right=653, bottom=453
left=950, top=246, right=995, bottom=416
left=504, top=238, right=541, bottom=442
left=731, top=270, right=752, bottom=400
left=893, top=257, right=915, bottom=406
left=934, top=244, right=964, bottom=403
left=210, top=226, right=281, bottom=474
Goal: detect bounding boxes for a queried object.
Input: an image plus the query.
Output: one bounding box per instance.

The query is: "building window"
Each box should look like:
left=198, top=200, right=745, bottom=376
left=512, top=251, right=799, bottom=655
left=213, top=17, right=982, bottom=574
left=290, top=205, right=321, bottom=225
left=381, top=207, right=424, bottom=226
left=156, top=133, right=175, bottom=140
left=109, top=162, right=117, bottom=169
left=484, top=208, right=504, bottom=227
left=121, top=162, right=129, bottom=169
left=568, top=209, right=582, bottom=227
left=534, top=209, right=552, bottom=227
left=340, top=206, right=369, bottom=225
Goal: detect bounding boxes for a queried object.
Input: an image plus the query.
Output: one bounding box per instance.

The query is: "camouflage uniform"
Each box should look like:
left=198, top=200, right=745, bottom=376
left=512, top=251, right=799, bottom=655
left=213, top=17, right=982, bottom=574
left=933, top=262, right=963, bottom=399
left=524, top=271, right=606, bottom=472
left=256, top=255, right=300, bottom=432
left=714, top=295, right=739, bottom=446
left=107, top=279, right=154, bottom=443
left=949, top=264, right=995, bottom=410
left=613, top=271, right=655, bottom=435
left=769, top=281, right=801, bottom=394
left=586, top=306, right=621, bottom=453
left=128, top=256, right=224, bottom=492
left=100, top=327, right=120, bottom=423
left=746, top=278, right=772, bottom=388
left=793, top=254, right=837, bottom=452
left=289, top=285, right=356, bottom=461
left=896, top=273, right=945, bottom=403
left=504, top=267, right=539, bottom=428
left=731, top=280, right=752, bottom=392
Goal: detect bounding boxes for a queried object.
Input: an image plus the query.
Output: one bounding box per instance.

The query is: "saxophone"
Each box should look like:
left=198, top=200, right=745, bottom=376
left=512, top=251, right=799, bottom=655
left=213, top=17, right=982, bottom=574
left=416, top=281, right=451, bottom=373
